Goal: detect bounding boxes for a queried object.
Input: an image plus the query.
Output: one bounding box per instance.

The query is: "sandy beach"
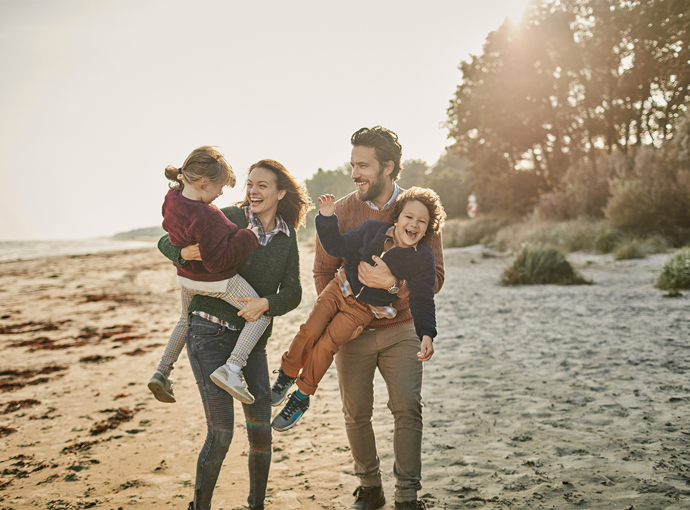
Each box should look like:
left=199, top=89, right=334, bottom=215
left=1, top=244, right=689, bottom=509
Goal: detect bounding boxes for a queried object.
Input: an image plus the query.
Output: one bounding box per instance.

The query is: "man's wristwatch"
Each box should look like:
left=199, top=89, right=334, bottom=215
left=387, top=280, right=401, bottom=294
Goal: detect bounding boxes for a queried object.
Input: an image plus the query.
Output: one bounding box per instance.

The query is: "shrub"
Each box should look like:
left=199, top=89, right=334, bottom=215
left=605, top=147, right=690, bottom=235
left=459, top=149, right=545, bottom=219
left=534, top=156, right=619, bottom=221
left=642, top=235, right=671, bottom=254
left=532, top=191, right=579, bottom=222
left=591, top=222, right=625, bottom=253
left=655, top=247, right=690, bottom=291
left=492, top=219, right=570, bottom=252
left=501, top=244, right=591, bottom=285
left=487, top=170, right=544, bottom=218
left=442, top=217, right=513, bottom=248
left=613, top=238, right=646, bottom=260
left=605, top=179, right=654, bottom=230
left=492, top=218, right=624, bottom=253
left=486, top=215, right=673, bottom=256
left=614, top=235, right=670, bottom=260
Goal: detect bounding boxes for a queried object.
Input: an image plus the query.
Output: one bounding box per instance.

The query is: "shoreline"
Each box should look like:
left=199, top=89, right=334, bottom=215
left=0, top=238, right=159, bottom=263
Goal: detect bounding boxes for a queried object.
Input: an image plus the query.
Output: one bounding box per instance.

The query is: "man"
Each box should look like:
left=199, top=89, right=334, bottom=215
left=313, top=126, right=445, bottom=510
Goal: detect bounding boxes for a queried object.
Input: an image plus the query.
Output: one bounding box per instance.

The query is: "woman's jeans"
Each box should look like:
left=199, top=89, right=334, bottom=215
left=186, top=314, right=272, bottom=510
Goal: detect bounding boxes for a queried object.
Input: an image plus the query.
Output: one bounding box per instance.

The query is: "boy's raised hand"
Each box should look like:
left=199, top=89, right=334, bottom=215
left=318, top=194, right=336, bottom=216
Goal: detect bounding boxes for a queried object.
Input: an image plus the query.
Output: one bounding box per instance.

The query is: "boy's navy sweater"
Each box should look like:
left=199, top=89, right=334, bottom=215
left=315, top=213, right=437, bottom=340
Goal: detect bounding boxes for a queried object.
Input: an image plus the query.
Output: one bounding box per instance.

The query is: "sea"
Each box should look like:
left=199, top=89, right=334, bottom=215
left=0, top=238, right=159, bottom=262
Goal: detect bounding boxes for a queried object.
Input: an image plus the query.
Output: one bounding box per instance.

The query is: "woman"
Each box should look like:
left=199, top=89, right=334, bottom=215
left=158, top=159, right=311, bottom=510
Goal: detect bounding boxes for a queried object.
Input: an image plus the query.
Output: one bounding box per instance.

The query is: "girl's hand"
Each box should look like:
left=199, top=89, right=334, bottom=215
left=248, top=225, right=261, bottom=239
left=417, top=335, right=434, bottom=361
left=181, top=244, right=202, bottom=261
left=236, top=297, right=270, bottom=322
left=318, top=194, right=336, bottom=216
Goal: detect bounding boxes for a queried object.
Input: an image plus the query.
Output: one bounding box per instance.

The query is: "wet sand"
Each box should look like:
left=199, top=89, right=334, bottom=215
left=0, top=245, right=688, bottom=509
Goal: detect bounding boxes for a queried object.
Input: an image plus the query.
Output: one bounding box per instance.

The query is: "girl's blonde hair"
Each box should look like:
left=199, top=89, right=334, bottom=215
left=390, top=186, right=446, bottom=240
left=164, top=146, right=236, bottom=190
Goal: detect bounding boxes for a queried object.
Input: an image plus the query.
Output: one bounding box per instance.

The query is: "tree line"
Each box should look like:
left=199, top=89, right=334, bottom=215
left=445, top=0, right=689, bottom=226
left=306, top=0, right=689, bottom=239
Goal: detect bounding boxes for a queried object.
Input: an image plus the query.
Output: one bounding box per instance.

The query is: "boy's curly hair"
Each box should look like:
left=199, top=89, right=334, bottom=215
left=390, top=187, right=446, bottom=240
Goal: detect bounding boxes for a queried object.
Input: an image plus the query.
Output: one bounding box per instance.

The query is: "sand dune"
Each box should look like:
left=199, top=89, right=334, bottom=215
left=0, top=245, right=688, bottom=509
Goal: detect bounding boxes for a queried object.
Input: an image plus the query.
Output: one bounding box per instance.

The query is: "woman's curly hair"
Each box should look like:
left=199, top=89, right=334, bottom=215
left=390, top=186, right=446, bottom=240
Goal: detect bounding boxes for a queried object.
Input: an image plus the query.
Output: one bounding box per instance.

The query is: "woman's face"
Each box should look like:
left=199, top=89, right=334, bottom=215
left=246, top=166, right=286, bottom=218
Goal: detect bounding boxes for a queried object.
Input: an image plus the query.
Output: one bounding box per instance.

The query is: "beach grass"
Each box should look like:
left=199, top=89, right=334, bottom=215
left=501, top=243, right=591, bottom=286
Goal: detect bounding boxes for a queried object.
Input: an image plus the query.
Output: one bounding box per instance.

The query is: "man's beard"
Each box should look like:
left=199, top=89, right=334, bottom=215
left=355, top=170, right=385, bottom=202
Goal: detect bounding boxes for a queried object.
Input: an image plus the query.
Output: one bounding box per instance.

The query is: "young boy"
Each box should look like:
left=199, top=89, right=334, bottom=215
left=271, top=186, right=446, bottom=431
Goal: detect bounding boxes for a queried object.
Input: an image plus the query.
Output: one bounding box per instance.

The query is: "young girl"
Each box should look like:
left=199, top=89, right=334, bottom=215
left=148, top=146, right=271, bottom=405
left=270, top=186, right=446, bottom=431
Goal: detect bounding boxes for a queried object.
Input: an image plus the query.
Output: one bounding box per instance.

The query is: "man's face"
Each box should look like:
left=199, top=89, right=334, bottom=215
left=350, top=145, right=386, bottom=203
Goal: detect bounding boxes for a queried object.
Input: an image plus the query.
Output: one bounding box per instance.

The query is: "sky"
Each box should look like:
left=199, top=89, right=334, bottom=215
left=0, top=0, right=531, bottom=241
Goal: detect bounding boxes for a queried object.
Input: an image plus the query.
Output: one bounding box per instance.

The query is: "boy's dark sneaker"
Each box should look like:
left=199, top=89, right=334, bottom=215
left=270, top=368, right=296, bottom=407
left=271, top=392, right=309, bottom=431
left=350, top=485, right=385, bottom=509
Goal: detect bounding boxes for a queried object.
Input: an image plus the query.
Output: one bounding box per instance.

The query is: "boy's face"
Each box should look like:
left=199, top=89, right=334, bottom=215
left=393, top=199, right=430, bottom=249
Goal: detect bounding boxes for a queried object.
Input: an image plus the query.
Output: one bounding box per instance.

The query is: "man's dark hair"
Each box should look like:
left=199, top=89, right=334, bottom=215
left=351, top=126, right=403, bottom=181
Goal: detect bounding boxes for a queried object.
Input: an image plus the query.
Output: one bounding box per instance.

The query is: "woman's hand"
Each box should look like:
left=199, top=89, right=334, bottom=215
left=417, top=335, right=434, bottom=361
left=237, top=297, right=270, bottom=322
left=181, top=244, right=202, bottom=261
left=358, top=255, right=396, bottom=289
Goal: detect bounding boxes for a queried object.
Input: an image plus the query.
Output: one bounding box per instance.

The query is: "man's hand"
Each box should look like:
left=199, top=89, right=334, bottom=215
left=358, top=255, right=396, bottom=289
left=236, top=297, right=270, bottom=322
left=417, top=335, right=434, bottom=361
left=181, top=244, right=202, bottom=261
left=318, top=194, right=336, bottom=216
